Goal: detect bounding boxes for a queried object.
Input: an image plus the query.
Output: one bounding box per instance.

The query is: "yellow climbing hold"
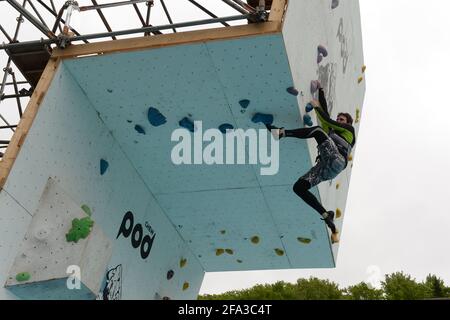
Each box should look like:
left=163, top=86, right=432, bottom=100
left=250, top=236, right=260, bottom=244
left=225, top=249, right=234, bottom=255
left=274, top=248, right=285, bottom=256
left=182, top=282, right=190, bottom=291
left=358, top=76, right=364, bottom=84
left=336, top=209, right=342, bottom=219
left=348, top=154, right=353, bottom=161
left=362, top=65, right=367, bottom=73
left=179, top=258, right=187, bottom=268
left=297, top=237, right=312, bottom=244
left=336, top=183, right=340, bottom=190
left=355, top=108, right=361, bottom=123
left=216, top=249, right=225, bottom=256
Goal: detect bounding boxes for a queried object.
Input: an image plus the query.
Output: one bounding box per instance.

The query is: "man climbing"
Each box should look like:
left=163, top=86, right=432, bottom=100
left=266, top=82, right=356, bottom=243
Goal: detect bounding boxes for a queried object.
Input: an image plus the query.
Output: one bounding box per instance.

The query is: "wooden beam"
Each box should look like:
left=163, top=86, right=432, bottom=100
left=0, top=58, right=61, bottom=191
left=52, top=22, right=282, bottom=59
left=269, top=0, right=288, bottom=23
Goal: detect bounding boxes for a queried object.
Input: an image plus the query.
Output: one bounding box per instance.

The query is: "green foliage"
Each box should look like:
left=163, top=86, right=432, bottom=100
left=344, top=282, right=384, bottom=300
left=199, top=272, right=450, bottom=300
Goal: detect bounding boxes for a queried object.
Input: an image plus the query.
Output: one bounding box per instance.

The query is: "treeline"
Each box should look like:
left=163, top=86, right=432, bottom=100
left=199, top=272, right=450, bottom=300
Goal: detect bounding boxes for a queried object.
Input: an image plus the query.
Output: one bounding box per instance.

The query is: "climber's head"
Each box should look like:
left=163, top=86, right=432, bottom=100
left=337, top=113, right=353, bottom=125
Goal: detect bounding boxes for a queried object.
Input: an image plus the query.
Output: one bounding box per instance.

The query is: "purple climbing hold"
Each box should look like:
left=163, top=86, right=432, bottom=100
left=219, top=123, right=234, bottom=134
left=179, top=117, right=195, bottom=132
left=239, top=99, right=250, bottom=109
left=134, top=125, right=146, bottom=135
left=100, top=159, right=109, bottom=175
left=317, top=54, right=323, bottom=64
left=332, top=0, right=339, bottom=9
left=167, top=270, right=174, bottom=280
left=286, top=87, right=299, bottom=96
left=318, top=45, right=328, bottom=57
left=303, top=114, right=313, bottom=127
left=251, top=113, right=274, bottom=125
left=310, top=80, right=321, bottom=94
left=305, top=103, right=314, bottom=113
left=148, top=107, right=167, bottom=127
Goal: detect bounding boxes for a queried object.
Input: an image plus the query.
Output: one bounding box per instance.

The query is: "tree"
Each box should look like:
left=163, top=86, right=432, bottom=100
left=381, top=272, right=432, bottom=300
left=294, top=277, right=343, bottom=300
left=344, top=282, right=384, bottom=300
left=424, top=274, right=448, bottom=299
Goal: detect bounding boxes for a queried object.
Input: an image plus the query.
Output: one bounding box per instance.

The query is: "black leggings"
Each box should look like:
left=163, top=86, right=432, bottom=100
left=284, top=126, right=328, bottom=216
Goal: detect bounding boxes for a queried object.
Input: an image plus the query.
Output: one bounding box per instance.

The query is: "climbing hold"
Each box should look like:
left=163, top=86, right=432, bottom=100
left=318, top=45, right=328, bottom=57
left=239, top=99, right=250, bottom=109
left=358, top=76, right=364, bottom=84
left=134, top=125, right=146, bottom=135
left=348, top=154, right=353, bottom=161
left=220, top=230, right=226, bottom=235
left=225, top=249, right=234, bottom=255
left=100, top=159, right=109, bottom=175
left=362, top=65, right=367, bottom=73
left=107, top=89, right=113, bottom=93
left=179, top=117, right=195, bottom=132
left=310, top=80, right=321, bottom=94
left=219, top=123, right=234, bottom=134
left=355, top=108, right=361, bottom=123
left=167, top=270, right=174, bottom=280
left=303, top=114, right=313, bottom=127
left=179, top=258, right=187, bottom=268
left=250, top=236, right=260, bottom=244
left=182, top=282, right=190, bottom=291
left=236, top=259, right=243, bottom=263
left=66, top=217, right=94, bottom=243
left=336, top=183, right=340, bottom=190
left=16, top=272, right=31, bottom=282
left=317, top=54, right=323, bottom=64
left=286, top=87, right=299, bottom=96
left=215, top=249, right=225, bottom=256
left=336, top=209, right=342, bottom=219
left=251, top=113, right=273, bottom=125
left=331, top=0, right=339, bottom=9
left=147, top=107, right=167, bottom=127
left=127, top=120, right=132, bottom=123
left=81, top=204, right=92, bottom=216
left=297, top=237, right=312, bottom=244
left=305, top=103, right=314, bottom=113
left=274, top=248, right=285, bottom=256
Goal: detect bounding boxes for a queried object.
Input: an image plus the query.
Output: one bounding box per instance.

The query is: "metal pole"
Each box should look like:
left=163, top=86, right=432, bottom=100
left=10, top=71, right=23, bottom=117
left=0, top=24, right=13, bottom=43
left=160, top=0, right=176, bottom=33
left=187, top=0, right=230, bottom=27
left=79, top=0, right=150, bottom=11
left=0, top=125, right=17, bottom=129
left=0, top=114, right=16, bottom=133
left=0, top=14, right=252, bottom=49
left=91, top=0, right=117, bottom=40
left=230, top=0, right=257, bottom=12
left=221, top=0, right=249, bottom=14
left=5, top=0, right=56, bottom=39
left=49, top=0, right=63, bottom=33
left=25, top=0, right=50, bottom=29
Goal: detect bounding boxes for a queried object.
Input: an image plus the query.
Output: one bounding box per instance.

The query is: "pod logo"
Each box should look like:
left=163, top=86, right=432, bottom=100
left=116, top=211, right=156, bottom=260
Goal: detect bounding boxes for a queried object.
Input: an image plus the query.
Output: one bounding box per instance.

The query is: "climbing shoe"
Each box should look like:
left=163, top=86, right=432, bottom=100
left=322, top=211, right=337, bottom=234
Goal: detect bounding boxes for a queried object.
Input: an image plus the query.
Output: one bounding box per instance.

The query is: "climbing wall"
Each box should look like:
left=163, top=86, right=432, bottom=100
left=282, top=0, right=366, bottom=260
left=0, top=63, right=204, bottom=300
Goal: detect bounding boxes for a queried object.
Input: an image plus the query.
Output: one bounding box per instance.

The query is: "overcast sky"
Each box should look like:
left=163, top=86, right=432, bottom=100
left=1, top=0, right=449, bottom=295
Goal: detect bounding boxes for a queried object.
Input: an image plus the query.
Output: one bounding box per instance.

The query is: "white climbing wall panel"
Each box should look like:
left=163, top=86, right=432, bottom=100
left=0, top=64, right=204, bottom=300
left=282, top=0, right=365, bottom=261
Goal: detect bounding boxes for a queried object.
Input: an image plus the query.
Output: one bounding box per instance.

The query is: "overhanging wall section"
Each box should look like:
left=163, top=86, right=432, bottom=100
left=0, top=63, right=204, bottom=299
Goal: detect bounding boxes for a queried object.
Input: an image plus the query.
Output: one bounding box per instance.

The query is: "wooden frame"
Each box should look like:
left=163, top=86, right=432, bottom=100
left=0, top=0, right=288, bottom=190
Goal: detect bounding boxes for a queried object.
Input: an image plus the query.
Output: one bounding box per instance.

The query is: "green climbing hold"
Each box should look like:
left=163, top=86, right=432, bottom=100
left=81, top=204, right=92, bottom=216
left=225, top=249, right=234, bottom=255
left=250, top=236, right=260, bottom=244
left=297, top=237, right=312, bottom=244
left=66, top=217, right=94, bottom=243
left=220, top=230, right=226, bottom=235
left=274, top=248, right=285, bottom=256
left=180, top=258, right=187, bottom=268
left=16, top=272, right=31, bottom=282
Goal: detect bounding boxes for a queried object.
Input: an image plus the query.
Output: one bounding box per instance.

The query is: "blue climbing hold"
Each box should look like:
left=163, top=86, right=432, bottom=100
left=251, top=113, right=274, bottom=125
left=148, top=107, right=167, bottom=127
left=179, top=117, right=195, bottom=132
left=287, top=87, right=299, bottom=96
left=303, top=114, right=313, bottom=127
left=239, top=99, right=250, bottom=109
left=305, top=103, right=314, bottom=113
left=134, top=125, right=146, bottom=135
left=219, top=123, right=234, bottom=134
left=100, top=159, right=109, bottom=175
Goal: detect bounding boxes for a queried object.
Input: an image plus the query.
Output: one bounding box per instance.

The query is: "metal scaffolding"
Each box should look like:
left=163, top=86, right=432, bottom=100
left=0, top=0, right=270, bottom=158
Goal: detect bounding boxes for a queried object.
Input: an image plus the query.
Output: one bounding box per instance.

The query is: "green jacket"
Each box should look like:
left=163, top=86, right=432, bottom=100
left=314, top=106, right=356, bottom=147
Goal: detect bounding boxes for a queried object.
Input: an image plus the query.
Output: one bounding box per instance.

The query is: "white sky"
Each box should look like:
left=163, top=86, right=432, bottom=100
left=1, top=0, right=449, bottom=295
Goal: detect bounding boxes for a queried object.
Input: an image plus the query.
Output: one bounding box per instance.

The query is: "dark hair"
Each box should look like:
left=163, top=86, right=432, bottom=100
left=338, top=112, right=354, bottom=125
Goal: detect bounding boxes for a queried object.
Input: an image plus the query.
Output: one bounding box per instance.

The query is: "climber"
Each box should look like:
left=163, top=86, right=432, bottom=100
left=266, top=82, right=355, bottom=243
